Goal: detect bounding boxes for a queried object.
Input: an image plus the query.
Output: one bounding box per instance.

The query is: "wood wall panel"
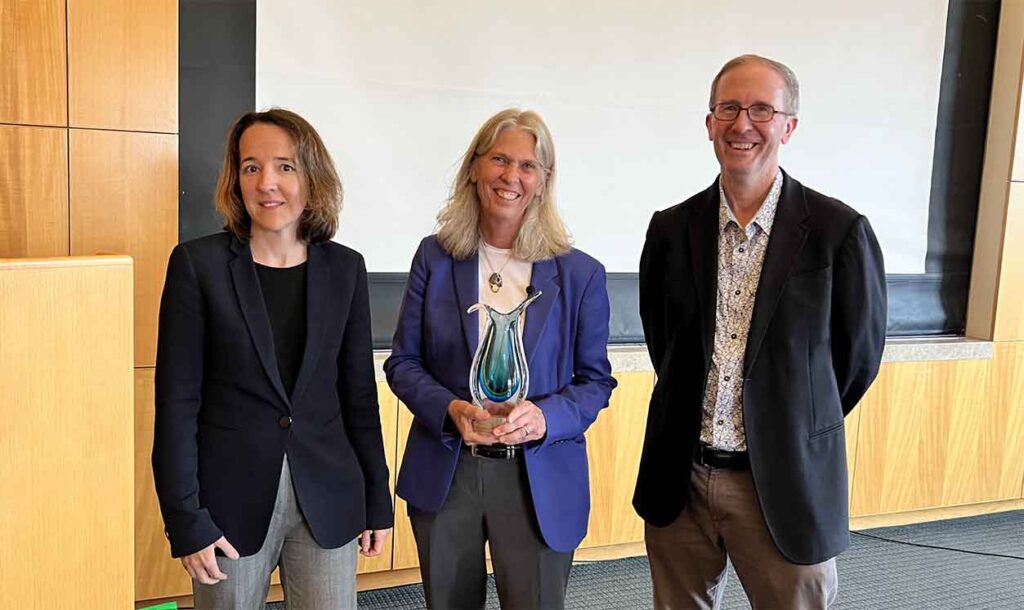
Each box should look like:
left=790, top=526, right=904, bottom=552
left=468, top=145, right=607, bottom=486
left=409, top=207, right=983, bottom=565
left=0, top=256, right=134, bottom=608
left=357, top=382, right=400, bottom=574
left=966, top=0, right=1024, bottom=338
left=134, top=368, right=191, bottom=600
left=0, top=0, right=67, bottom=125
left=991, top=343, right=1024, bottom=499
left=851, top=346, right=1024, bottom=517
left=994, top=183, right=1024, bottom=340
left=844, top=407, right=862, bottom=506
left=67, top=0, right=177, bottom=132
left=580, top=372, right=652, bottom=548
left=0, top=125, right=68, bottom=257
left=70, top=129, right=177, bottom=367
left=392, top=405, right=419, bottom=570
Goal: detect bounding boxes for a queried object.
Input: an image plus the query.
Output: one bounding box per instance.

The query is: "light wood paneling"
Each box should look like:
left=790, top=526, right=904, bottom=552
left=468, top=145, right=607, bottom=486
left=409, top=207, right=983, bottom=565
left=1013, top=0, right=1024, bottom=185
left=845, top=407, right=862, bottom=506
left=134, top=367, right=191, bottom=600
left=67, top=0, right=177, bottom=132
left=851, top=498, right=1024, bottom=531
left=966, top=0, right=1024, bottom=338
left=851, top=345, right=1024, bottom=517
left=580, top=372, right=652, bottom=548
left=994, top=183, right=1024, bottom=340
left=392, top=404, right=419, bottom=569
left=0, top=256, right=134, bottom=608
left=70, top=129, right=177, bottom=367
left=990, top=343, right=1024, bottom=499
left=357, top=382, right=400, bottom=574
left=0, top=0, right=67, bottom=125
left=0, top=125, right=68, bottom=257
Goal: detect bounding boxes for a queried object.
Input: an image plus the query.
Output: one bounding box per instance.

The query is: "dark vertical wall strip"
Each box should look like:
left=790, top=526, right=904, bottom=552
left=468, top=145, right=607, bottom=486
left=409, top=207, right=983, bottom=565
left=179, top=0, right=257, bottom=243
left=177, top=2, right=1000, bottom=346
left=915, top=0, right=1001, bottom=335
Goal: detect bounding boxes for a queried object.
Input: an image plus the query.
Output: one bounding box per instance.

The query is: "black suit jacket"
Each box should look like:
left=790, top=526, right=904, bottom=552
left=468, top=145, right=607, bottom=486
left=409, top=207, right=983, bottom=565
left=153, top=232, right=393, bottom=558
left=634, top=171, right=886, bottom=564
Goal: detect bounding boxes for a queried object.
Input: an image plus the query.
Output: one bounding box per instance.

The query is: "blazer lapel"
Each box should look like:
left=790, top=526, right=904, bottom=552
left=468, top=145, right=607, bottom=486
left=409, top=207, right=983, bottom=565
left=744, top=170, right=810, bottom=371
left=228, top=237, right=291, bottom=408
left=289, top=242, right=328, bottom=405
left=452, top=252, right=480, bottom=359
left=689, top=181, right=720, bottom=367
left=523, top=257, right=559, bottom=365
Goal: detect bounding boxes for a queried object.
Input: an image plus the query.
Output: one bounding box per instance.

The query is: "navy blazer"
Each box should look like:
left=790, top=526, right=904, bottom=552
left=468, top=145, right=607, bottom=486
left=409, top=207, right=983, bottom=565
left=152, top=233, right=393, bottom=558
left=634, top=171, right=886, bottom=565
left=384, top=236, right=617, bottom=553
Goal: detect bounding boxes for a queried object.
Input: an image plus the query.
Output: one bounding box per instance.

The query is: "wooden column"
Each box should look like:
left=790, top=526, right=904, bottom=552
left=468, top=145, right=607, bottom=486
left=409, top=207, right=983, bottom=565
left=967, top=1, right=1024, bottom=341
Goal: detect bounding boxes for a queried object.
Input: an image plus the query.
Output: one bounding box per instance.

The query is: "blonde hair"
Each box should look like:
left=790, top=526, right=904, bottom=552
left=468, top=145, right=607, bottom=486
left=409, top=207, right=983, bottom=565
left=215, top=108, right=343, bottom=243
left=436, top=108, right=571, bottom=261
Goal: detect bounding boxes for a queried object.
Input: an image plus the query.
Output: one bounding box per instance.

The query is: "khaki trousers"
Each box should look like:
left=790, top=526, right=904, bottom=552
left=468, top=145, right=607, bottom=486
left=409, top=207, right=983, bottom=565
left=645, top=461, right=837, bottom=610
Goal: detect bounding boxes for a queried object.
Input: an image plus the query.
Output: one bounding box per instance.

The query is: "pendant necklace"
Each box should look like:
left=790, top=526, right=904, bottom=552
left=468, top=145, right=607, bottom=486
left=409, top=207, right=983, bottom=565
left=480, top=244, right=512, bottom=293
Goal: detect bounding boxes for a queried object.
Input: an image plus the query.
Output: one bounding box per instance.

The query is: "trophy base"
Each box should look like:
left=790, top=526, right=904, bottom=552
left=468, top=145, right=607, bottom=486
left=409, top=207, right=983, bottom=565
left=472, top=415, right=506, bottom=434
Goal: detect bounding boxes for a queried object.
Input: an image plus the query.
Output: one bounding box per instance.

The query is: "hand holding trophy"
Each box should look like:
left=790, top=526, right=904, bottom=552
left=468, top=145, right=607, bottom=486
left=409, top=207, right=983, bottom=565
left=466, top=288, right=543, bottom=444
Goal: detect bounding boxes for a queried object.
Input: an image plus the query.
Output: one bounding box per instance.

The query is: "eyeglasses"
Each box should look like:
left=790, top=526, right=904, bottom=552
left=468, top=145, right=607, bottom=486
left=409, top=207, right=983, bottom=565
left=711, top=103, right=793, bottom=123
left=480, top=154, right=546, bottom=177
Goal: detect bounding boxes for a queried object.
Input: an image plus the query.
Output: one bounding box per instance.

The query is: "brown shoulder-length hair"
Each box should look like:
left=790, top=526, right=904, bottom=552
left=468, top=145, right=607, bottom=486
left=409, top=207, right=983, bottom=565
left=215, top=108, right=342, bottom=242
left=436, top=108, right=571, bottom=261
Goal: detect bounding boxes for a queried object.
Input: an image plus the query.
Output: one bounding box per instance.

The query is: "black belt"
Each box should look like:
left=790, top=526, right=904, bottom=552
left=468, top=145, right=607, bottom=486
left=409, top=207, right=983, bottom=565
left=468, top=444, right=519, bottom=460
left=694, top=442, right=749, bottom=470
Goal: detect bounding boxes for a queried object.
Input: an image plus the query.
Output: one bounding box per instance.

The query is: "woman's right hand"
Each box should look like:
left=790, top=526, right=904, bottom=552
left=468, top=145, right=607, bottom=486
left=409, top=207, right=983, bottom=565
left=447, top=399, right=497, bottom=445
left=181, top=536, right=240, bottom=585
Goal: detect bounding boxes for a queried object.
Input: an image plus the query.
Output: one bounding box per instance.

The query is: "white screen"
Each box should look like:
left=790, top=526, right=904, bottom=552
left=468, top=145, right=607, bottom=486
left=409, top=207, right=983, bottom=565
left=257, top=1, right=947, bottom=273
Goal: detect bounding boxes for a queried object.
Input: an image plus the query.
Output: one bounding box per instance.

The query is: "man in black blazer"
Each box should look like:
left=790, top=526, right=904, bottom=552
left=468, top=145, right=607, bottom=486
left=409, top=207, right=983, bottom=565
left=635, top=55, right=886, bottom=608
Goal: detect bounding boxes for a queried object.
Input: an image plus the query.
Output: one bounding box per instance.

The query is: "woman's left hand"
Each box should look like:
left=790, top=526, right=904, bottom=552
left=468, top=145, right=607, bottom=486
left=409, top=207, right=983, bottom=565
left=493, top=400, right=546, bottom=445
left=358, top=528, right=392, bottom=557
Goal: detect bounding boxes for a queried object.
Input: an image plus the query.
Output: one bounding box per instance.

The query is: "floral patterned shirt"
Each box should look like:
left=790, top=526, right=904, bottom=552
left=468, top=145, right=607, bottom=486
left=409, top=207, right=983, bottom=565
left=699, top=171, right=782, bottom=451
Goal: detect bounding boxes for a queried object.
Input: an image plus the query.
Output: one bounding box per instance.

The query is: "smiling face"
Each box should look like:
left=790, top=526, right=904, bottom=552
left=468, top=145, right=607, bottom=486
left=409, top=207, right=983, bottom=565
left=238, top=122, right=307, bottom=240
left=706, top=61, right=798, bottom=187
left=470, top=127, right=544, bottom=234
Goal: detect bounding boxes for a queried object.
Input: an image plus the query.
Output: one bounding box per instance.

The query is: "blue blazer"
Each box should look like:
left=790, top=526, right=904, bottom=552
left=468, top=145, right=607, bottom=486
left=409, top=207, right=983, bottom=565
left=384, top=236, right=617, bottom=553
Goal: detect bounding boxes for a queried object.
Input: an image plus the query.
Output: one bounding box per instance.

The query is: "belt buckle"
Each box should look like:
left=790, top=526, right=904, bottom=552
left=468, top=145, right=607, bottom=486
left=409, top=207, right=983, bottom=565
left=694, top=442, right=708, bottom=466
left=470, top=444, right=517, bottom=460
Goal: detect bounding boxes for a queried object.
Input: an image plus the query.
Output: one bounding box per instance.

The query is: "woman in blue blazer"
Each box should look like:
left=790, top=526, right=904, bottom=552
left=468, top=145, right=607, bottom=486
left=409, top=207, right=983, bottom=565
left=385, top=108, right=617, bottom=609
left=153, top=109, right=392, bottom=609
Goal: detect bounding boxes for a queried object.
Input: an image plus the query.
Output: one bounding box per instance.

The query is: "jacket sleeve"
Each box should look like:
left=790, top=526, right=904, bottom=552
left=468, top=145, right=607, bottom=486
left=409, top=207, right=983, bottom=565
left=337, top=253, right=394, bottom=530
left=152, top=245, right=224, bottom=557
left=831, top=215, right=887, bottom=415
left=536, top=262, right=618, bottom=446
left=639, top=211, right=668, bottom=373
left=383, top=240, right=461, bottom=445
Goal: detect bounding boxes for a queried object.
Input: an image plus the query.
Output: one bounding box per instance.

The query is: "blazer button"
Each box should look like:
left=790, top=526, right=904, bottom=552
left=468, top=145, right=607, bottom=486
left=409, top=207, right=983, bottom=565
left=278, top=415, right=292, bottom=429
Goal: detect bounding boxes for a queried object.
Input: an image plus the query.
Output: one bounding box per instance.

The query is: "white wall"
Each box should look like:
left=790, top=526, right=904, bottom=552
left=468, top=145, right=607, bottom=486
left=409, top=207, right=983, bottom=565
left=257, top=1, right=947, bottom=273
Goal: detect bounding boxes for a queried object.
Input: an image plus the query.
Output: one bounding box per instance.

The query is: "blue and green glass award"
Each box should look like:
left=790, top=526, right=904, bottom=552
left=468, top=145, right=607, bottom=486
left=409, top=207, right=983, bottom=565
left=467, top=289, right=542, bottom=436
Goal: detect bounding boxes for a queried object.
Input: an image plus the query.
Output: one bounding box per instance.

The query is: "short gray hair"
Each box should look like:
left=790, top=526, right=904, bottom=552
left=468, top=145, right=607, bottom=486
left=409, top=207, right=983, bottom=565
left=709, top=54, right=800, bottom=115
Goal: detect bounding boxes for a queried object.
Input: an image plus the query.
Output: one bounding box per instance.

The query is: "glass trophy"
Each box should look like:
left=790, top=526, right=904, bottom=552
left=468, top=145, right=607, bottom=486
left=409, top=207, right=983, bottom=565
left=467, top=290, right=542, bottom=436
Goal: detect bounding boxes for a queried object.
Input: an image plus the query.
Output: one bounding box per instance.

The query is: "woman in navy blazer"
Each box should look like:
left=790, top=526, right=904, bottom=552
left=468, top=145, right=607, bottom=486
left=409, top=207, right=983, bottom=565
left=153, top=109, right=392, bottom=608
left=385, top=109, right=617, bottom=609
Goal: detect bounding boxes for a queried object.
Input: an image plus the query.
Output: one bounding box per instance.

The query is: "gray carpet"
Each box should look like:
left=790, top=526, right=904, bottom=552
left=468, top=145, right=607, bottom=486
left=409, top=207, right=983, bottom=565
left=268, top=510, right=1024, bottom=609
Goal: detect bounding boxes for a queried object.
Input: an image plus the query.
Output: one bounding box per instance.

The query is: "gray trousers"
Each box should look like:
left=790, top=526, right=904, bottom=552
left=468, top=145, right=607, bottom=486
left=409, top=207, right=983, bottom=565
left=192, top=456, right=359, bottom=610
left=410, top=449, right=574, bottom=610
